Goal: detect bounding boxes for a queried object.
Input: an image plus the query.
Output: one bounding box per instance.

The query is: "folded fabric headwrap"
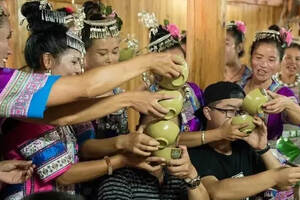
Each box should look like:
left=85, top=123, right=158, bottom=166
left=203, top=81, right=245, bottom=106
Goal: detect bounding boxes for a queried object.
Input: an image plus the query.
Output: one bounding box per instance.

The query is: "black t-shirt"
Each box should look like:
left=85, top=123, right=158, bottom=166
left=189, top=140, right=265, bottom=180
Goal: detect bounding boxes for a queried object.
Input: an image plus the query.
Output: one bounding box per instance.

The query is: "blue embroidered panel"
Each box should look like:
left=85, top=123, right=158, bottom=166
left=31, top=142, right=67, bottom=166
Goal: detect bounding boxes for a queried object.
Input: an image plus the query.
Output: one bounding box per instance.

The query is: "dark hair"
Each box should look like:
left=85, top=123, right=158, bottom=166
left=82, top=1, right=123, bottom=49
left=21, top=1, right=70, bottom=70
left=181, top=35, right=186, bottom=45
left=226, top=21, right=245, bottom=57
left=285, top=43, right=300, bottom=53
left=250, top=25, right=284, bottom=61
left=21, top=1, right=58, bottom=33
left=22, top=192, right=85, bottom=200
left=149, top=25, right=185, bottom=56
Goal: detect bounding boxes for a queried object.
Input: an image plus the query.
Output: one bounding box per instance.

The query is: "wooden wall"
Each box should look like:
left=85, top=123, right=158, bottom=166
left=226, top=2, right=283, bottom=65
left=187, top=0, right=226, bottom=90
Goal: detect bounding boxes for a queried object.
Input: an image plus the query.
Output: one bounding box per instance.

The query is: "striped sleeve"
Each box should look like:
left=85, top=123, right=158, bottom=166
left=72, top=122, right=95, bottom=148
left=97, top=174, right=132, bottom=200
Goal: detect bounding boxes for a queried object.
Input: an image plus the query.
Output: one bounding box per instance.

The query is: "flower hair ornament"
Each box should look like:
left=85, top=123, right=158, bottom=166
left=226, top=20, right=246, bottom=34
left=119, top=34, right=140, bottom=62
left=279, top=27, right=292, bottom=47
left=255, top=27, right=292, bottom=48
left=123, top=34, right=139, bottom=52
left=138, top=11, right=181, bottom=53
left=138, top=11, right=159, bottom=38
left=67, top=5, right=86, bottom=38
left=226, top=20, right=246, bottom=42
left=84, top=3, right=122, bottom=39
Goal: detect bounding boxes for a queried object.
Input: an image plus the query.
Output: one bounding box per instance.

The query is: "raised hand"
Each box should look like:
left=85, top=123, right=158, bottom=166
left=219, top=118, right=249, bottom=141
left=242, top=116, right=268, bottom=150
left=274, top=167, right=300, bottom=189
left=117, top=126, right=160, bottom=156
left=129, top=91, right=175, bottom=118
left=167, top=146, right=198, bottom=179
left=122, top=153, right=165, bottom=174
left=263, top=90, right=294, bottom=114
left=149, top=53, right=183, bottom=78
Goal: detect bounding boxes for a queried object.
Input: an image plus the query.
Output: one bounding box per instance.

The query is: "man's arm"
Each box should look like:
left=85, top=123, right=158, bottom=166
left=167, top=146, right=210, bottom=200
left=179, top=119, right=248, bottom=148
left=260, top=149, right=282, bottom=170
left=202, top=167, right=300, bottom=200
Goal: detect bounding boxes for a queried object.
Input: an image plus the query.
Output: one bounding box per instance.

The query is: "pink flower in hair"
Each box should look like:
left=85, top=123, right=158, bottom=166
left=108, top=10, right=117, bottom=18
left=236, top=21, right=246, bottom=34
left=280, top=28, right=292, bottom=47
left=65, top=6, right=74, bottom=14
left=166, top=24, right=181, bottom=38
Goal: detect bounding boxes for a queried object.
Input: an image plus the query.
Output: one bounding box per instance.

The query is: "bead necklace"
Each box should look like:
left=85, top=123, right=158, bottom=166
left=273, top=73, right=300, bottom=88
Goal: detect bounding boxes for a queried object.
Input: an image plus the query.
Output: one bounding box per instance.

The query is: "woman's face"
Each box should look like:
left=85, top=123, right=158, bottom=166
left=281, top=47, right=300, bottom=76
left=0, top=17, right=12, bottom=67
left=51, top=48, right=82, bottom=76
left=225, top=33, right=239, bottom=65
left=85, top=37, right=120, bottom=70
left=251, top=42, right=280, bottom=82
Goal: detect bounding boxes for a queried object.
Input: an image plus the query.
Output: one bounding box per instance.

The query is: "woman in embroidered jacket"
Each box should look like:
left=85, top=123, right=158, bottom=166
left=224, top=20, right=252, bottom=83
left=236, top=25, right=300, bottom=141
left=0, top=2, right=167, bottom=199
left=274, top=37, right=300, bottom=102
left=81, top=1, right=129, bottom=138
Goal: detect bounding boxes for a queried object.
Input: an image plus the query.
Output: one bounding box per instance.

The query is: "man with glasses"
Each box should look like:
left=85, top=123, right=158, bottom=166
left=188, top=81, right=300, bottom=200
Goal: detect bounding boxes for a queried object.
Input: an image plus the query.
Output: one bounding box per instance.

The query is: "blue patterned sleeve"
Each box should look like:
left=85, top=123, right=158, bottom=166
left=72, top=122, right=96, bottom=147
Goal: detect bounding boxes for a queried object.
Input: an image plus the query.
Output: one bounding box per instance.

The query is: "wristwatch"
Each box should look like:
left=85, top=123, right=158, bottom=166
left=184, top=175, right=201, bottom=189
left=255, top=144, right=270, bottom=156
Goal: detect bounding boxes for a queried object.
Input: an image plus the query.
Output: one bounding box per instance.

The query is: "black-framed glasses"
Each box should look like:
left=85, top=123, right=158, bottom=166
left=209, top=106, right=242, bottom=118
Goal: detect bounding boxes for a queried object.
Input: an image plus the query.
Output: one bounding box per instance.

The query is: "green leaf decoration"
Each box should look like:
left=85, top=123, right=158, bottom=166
left=164, top=19, right=169, bottom=26
left=100, top=6, right=106, bottom=15
left=106, top=6, right=112, bottom=15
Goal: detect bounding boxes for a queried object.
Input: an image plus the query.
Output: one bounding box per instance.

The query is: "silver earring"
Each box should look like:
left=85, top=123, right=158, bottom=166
left=46, top=69, right=52, bottom=75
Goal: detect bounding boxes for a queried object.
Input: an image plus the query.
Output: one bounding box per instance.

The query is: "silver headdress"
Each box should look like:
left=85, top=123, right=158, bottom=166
left=36, top=0, right=69, bottom=24
left=66, top=30, right=86, bottom=55
left=138, top=11, right=159, bottom=38
left=291, top=37, right=300, bottom=46
left=84, top=18, right=120, bottom=39
left=148, top=34, right=179, bottom=53
left=66, top=30, right=86, bottom=73
left=66, top=5, right=86, bottom=38
left=138, top=11, right=180, bottom=53
left=255, top=30, right=282, bottom=43
left=124, top=34, right=139, bottom=52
